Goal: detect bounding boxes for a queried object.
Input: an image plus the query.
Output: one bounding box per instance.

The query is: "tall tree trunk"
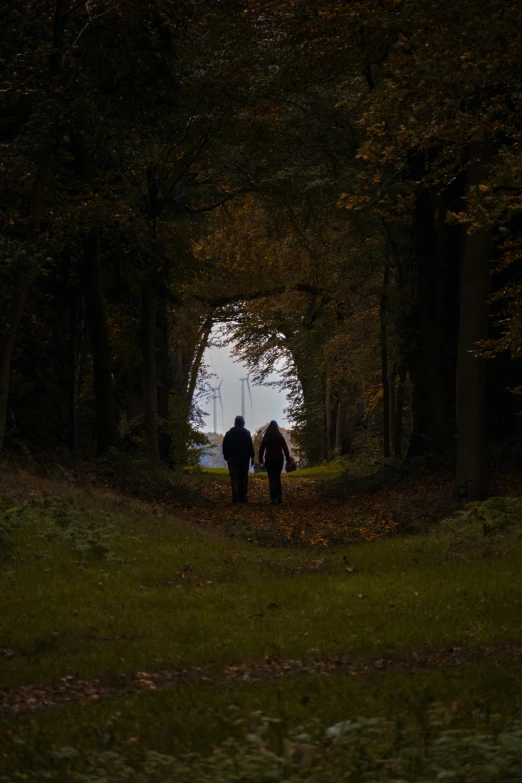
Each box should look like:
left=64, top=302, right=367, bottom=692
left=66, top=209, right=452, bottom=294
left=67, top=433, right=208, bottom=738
left=187, top=315, right=213, bottom=406
left=325, top=373, right=336, bottom=460
left=380, top=258, right=391, bottom=458
left=335, top=384, right=364, bottom=455
left=455, top=144, right=492, bottom=501
left=388, top=368, right=396, bottom=457
left=0, top=1, right=73, bottom=452
left=413, top=178, right=460, bottom=464
left=335, top=402, right=346, bottom=456
left=156, top=304, right=173, bottom=465
left=83, top=232, right=121, bottom=455
left=68, top=292, right=81, bottom=451
left=142, top=284, right=160, bottom=463
left=406, top=358, right=433, bottom=458
left=156, top=305, right=170, bottom=421
left=0, top=259, right=33, bottom=452
left=171, top=342, right=185, bottom=400
left=394, top=368, right=406, bottom=458
left=0, top=139, right=54, bottom=452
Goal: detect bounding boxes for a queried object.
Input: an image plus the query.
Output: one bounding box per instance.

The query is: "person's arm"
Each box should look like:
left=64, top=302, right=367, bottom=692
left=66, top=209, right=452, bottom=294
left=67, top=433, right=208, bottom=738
left=281, top=435, right=290, bottom=460
left=222, top=432, right=229, bottom=460
left=248, top=433, right=255, bottom=464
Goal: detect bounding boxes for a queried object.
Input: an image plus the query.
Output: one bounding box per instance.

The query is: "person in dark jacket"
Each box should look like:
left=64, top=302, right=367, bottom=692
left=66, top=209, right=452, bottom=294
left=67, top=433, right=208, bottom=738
left=222, top=415, right=255, bottom=502
left=259, top=420, right=290, bottom=505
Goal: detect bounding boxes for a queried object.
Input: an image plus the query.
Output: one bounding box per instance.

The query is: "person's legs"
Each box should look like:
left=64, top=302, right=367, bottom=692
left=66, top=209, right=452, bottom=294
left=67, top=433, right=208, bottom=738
left=264, top=460, right=276, bottom=501
left=265, top=460, right=283, bottom=503
left=274, top=461, right=283, bottom=502
left=227, top=461, right=239, bottom=502
left=237, top=460, right=249, bottom=501
left=243, top=462, right=249, bottom=499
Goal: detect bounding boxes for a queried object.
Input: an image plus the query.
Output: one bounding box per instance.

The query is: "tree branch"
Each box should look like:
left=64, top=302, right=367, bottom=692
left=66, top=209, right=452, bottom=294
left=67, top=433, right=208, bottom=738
left=195, top=283, right=321, bottom=309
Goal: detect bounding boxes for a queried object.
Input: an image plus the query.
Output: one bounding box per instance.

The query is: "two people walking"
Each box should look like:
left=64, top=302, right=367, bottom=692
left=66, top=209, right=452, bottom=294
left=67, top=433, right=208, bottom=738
left=222, top=416, right=292, bottom=505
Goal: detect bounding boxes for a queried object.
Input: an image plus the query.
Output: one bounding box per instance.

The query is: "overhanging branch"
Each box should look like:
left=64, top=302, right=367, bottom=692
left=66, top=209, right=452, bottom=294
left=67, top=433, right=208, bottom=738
left=195, top=283, right=321, bottom=309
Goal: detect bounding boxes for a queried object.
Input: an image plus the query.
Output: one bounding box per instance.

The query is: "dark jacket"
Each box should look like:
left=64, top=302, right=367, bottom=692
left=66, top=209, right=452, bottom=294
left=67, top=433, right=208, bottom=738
left=259, top=432, right=290, bottom=463
left=222, top=424, right=255, bottom=463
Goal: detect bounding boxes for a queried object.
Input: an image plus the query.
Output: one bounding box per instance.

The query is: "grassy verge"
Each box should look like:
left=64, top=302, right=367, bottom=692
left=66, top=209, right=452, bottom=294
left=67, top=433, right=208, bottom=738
left=1, top=469, right=522, bottom=780
left=289, top=457, right=350, bottom=478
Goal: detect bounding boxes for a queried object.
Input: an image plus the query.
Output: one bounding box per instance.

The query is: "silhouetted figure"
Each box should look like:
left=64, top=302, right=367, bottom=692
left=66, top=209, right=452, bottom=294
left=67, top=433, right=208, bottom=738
left=259, top=420, right=290, bottom=505
left=222, top=415, right=255, bottom=503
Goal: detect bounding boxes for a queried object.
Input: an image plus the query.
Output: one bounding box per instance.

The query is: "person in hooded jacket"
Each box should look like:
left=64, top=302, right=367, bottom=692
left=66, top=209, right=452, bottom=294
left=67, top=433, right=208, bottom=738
left=259, top=420, right=290, bottom=505
left=222, top=415, right=255, bottom=502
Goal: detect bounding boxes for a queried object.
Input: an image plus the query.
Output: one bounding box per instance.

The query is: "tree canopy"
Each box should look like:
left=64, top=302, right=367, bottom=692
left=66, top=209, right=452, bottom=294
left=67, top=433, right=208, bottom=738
left=2, top=0, right=522, bottom=498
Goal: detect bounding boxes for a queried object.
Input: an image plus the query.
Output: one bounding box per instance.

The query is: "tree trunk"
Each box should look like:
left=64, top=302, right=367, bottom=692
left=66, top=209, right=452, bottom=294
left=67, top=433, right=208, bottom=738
left=156, top=305, right=170, bottom=421
left=0, top=135, right=55, bottom=452
left=413, top=179, right=460, bottom=464
left=0, top=1, right=74, bottom=452
left=406, top=358, right=433, bottom=458
left=0, top=258, right=33, bottom=452
left=335, top=384, right=364, bottom=455
left=325, top=373, right=336, bottom=460
left=187, top=315, right=213, bottom=406
left=335, top=402, right=349, bottom=456
left=394, top=368, right=406, bottom=458
left=83, top=232, right=121, bottom=455
left=388, top=368, right=396, bottom=457
left=142, top=284, right=161, bottom=463
left=380, top=258, right=391, bottom=458
left=68, top=292, right=82, bottom=451
left=171, top=342, right=185, bottom=400
left=455, top=144, right=492, bottom=501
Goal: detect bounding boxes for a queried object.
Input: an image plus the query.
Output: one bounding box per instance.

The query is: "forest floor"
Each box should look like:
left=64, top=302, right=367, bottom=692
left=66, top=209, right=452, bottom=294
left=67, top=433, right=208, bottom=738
left=1, top=462, right=522, bottom=780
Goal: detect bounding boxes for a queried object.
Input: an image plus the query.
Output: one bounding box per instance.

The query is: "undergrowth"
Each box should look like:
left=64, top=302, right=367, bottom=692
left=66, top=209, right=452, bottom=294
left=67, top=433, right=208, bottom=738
left=77, top=449, right=206, bottom=506
left=0, top=493, right=113, bottom=559
left=439, top=496, right=522, bottom=560
left=3, top=706, right=522, bottom=782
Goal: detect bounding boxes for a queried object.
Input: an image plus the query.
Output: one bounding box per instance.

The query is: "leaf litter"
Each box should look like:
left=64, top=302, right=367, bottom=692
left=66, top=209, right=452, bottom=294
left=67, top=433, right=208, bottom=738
left=185, top=475, right=399, bottom=547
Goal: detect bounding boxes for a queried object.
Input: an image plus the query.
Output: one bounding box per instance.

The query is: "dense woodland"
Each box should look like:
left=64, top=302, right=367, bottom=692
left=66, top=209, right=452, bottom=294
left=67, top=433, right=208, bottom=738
left=2, top=0, right=522, bottom=499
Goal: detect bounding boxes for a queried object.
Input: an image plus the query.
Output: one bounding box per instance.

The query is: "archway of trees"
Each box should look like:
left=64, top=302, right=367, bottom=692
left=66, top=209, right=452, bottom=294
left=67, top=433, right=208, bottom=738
left=3, top=0, right=522, bottom=500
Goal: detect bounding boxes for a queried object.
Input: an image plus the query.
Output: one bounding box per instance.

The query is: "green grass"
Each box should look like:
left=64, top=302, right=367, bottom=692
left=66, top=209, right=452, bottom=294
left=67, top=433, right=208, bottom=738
left=185, top=466, right=230, bottom=477
left=289, top=458, right=349, bottom=478
left=2, top=471, right=522, bottom=780
left=186, top=462, right=346, bottom=479
left=186, top=460, right=345, bottom=479
left=2, top=480, right=522, bottom=688
left=2, top=509, right=522, bottom=688
left=184, top=466, right=270, bottom=481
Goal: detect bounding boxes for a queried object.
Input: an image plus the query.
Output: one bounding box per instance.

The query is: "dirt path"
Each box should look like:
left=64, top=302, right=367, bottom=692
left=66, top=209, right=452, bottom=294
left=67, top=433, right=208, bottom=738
left=188, top=474, right=401, bottom=546
left=3, top=644, right=522, bottom=717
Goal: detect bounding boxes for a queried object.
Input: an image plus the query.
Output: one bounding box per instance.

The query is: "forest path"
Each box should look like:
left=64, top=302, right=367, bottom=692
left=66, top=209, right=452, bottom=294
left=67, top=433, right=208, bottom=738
left=185, top=471, right=452, bottom=546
